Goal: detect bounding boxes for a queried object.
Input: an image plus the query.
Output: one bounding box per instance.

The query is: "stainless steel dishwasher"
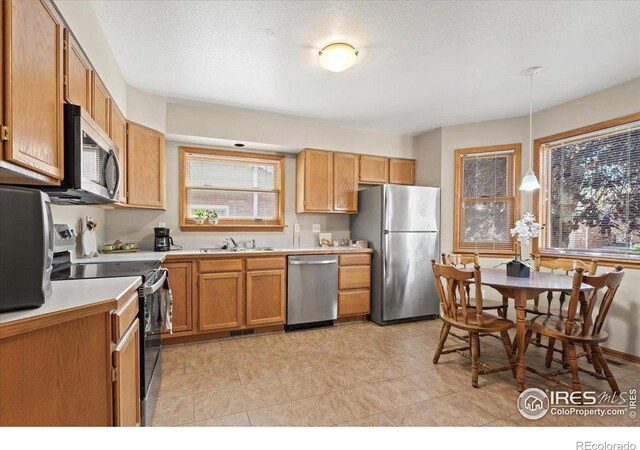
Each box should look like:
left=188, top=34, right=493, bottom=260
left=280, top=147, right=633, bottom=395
left=287, top=254, right=338, bottom=327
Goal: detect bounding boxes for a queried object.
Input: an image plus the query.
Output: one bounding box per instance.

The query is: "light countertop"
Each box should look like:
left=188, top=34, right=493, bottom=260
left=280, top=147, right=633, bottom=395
left=79, top=246, right=373, bottom=264
left=0, top=276, right=142, bottom=337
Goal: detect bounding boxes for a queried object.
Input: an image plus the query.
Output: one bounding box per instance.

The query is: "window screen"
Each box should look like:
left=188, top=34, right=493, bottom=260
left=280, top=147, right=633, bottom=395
left=539, top=121, right=640, bottom=260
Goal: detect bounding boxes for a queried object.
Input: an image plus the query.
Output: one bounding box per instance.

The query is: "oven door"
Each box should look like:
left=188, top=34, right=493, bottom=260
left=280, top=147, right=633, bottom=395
left=80, top=117, right=120, bottom=201
left=140, top=269, right=167, bottom=426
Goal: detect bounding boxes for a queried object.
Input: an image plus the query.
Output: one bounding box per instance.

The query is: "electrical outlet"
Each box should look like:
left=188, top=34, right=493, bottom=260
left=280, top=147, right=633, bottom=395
left=294, top=223, right=300, bottom=232
left=312, top=224, right=321, bottom=233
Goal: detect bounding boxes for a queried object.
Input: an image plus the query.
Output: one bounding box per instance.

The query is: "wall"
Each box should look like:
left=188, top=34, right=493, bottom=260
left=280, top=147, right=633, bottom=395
left=127, top=86, right=167, bottom=133
left=414, top=128, right=442, bottom=187
left=166, top=101, right=414, bottom=158
left=104, top=142, right=350, bottom=250
left=417, top=77, right=640, bottom=355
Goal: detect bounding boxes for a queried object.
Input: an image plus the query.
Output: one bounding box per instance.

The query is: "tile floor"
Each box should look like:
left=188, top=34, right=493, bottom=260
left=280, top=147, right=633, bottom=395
left=153, top=319, right=640, bottom=427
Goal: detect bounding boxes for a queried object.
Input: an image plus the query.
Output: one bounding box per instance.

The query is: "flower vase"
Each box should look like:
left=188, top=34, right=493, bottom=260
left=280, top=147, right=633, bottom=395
left=507, top=260, right=530, bottom=278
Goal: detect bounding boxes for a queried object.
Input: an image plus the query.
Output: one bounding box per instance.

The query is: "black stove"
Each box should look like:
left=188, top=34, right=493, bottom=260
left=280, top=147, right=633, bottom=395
left=51, top=260, right=160, bottom=280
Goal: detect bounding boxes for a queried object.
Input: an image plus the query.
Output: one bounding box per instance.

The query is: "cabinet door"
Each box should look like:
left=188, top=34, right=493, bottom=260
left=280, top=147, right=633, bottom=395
left=389, top=158, right=415, bottom=185
left=246, top=270, right=286, bottom=327
left=303, top=150, right=333, bottom=211
left=359, top=155, right=388, bottom=184
left=162, top=262, right=192, bottom=334
left=333, top=152, right=358, bottom=212
left=338, top=290, right=371, bottom=317
left=109, top=103, right=127, bottom=204
left=113, top=318, right=140, bottom=427
left=126, top=122, right=166, bottom=208
left=198, top=272, right=243, bottom=332
left=92, top=73, right=110, bottom=132
left=63, top=29, right=92, bottom=112
left=4, top=0, right=64, bottom=180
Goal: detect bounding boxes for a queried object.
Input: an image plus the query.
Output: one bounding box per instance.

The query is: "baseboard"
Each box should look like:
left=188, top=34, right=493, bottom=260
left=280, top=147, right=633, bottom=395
left=601, top=346, right=640, bottom=364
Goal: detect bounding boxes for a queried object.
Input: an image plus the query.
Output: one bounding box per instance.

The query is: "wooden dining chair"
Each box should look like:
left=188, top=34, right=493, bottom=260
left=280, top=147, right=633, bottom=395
left=525, top=254, right=599, bottom=363
left=523, top=266, right=624, bottom=394
left=431, top=260, right=517, bottom=388
left=442, top=253, right=509, bottom=319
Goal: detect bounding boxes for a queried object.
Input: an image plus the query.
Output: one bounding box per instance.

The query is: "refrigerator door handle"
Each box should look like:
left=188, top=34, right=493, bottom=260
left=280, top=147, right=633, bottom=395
left=383, top=232, right=390, bottom=282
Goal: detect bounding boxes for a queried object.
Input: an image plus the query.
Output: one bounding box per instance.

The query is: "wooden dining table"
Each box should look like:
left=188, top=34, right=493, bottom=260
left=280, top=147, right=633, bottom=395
left=478, top=268, right=594, bottom=392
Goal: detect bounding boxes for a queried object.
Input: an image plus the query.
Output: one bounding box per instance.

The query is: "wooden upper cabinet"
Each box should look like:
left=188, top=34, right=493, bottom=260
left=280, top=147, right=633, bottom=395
left=359, top=155, right=389, bottom=184
left=245, top=270, right=286, bottom=327
left=333, top=152, right=358, bottom=212
left=162, top=262, right=192, bottom=334
left=296, top=149, right=333, bottom=212
left=126, top=122, right=166, bottom=209
left=63, top=29, right=92, bottom=112
left=198, top=272, right=243, bottom=332
left=110, top=103, right=127, bottom=204
left=3, top=0, right=64, bottom=181
left=389, top=158, right=415, bottom=185
left=112, top=318, right=140, bottom=427
left=92, top=73, right=111, bottom=133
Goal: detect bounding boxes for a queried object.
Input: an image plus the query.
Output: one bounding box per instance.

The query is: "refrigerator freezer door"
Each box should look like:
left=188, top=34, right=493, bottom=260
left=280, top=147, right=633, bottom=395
left=382, top=231, right=440, bottom=321
left=383, top=185, right=440, bottom=232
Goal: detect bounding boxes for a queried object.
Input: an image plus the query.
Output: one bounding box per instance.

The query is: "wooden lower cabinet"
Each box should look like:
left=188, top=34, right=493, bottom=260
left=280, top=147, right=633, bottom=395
left=246, top=269, right=286, bottom=327
left=198, top=272, right=243, bottom=332
left=337, top=253, right=371, bottom=318
left=338, top=290, right=370, bottom=317
left=112, top=318, right=140, bottom=427
left=162, top=261, right=192, bottom=334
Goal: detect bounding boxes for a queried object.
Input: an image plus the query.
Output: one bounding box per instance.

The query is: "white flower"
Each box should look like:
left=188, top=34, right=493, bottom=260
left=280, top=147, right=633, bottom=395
left=510, top=212, right=540, bottom=245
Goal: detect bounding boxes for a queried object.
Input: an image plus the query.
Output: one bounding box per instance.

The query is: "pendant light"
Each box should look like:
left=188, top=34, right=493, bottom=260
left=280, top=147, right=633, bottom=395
left=519, top=66, right=542, bottom=191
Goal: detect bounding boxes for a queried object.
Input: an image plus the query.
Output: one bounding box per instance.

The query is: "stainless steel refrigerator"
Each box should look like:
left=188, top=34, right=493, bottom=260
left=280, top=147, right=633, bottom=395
left=350, top=185, right=440, bottom=325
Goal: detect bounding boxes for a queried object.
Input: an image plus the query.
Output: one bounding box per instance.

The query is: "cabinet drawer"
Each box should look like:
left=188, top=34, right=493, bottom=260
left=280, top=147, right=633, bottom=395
left=339, top=266, right=371, bottom=290
left=339, top=254, right=370, bottom=266
left=338, top=290, right=370, bottom=317
left=112, top=292, right=139, bottom=343
left=246, top=257, right=286, bottom=271
left=199, top=259, right=243, bottom=273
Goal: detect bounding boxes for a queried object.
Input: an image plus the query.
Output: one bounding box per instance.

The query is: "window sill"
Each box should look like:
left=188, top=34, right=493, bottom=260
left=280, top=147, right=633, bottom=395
left=180, top=223, right=287, bottom=232
left=537, top=251, right=640, bottom=270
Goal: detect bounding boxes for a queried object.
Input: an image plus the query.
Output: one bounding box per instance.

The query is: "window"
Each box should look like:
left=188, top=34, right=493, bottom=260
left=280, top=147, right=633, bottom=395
left=536, top=114, right=640, bottom=263
left=454, top=144, right=521, bottom=255
left=180, top=147, right=285, bottom=230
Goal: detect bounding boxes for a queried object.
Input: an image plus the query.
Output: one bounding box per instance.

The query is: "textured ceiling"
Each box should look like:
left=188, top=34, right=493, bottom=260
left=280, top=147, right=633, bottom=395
left=90, top=0, right=640, bottom=135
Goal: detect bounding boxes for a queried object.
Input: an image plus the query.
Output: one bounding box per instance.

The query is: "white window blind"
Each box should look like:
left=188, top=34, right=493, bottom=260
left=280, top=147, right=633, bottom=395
left=540, top=121, right=640, bottom=260
left=182, top=150, right=283, bottom=226
left=455, top=148, right=517, bottom=254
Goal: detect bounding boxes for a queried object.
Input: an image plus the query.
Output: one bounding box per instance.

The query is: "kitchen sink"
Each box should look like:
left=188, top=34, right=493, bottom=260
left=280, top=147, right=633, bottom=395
left=200, top=247, right=276, bottom=253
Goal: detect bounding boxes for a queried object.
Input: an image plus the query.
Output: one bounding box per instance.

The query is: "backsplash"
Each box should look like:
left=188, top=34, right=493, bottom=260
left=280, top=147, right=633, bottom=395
left=50, top=205, right=106, bottom=257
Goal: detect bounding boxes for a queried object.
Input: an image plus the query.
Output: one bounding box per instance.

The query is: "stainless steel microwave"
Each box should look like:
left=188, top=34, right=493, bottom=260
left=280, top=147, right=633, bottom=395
left=44, top=104, right=120, bottom=205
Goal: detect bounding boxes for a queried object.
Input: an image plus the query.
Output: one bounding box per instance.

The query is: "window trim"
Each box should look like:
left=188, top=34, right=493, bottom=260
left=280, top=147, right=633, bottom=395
left=179, top=146, right=286, bottom=232
left=533, top=112, right=640, bottom=268
left=453, top=143, right=521, bottom=256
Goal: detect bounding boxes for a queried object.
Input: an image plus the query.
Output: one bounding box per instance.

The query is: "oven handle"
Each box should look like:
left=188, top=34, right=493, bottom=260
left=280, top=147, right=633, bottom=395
left=143, top=269, right=168, bottom=296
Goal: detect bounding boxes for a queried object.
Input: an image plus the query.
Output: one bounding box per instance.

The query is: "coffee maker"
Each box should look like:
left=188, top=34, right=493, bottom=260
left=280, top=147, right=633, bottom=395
left=154, top=227, right=174, bottom=252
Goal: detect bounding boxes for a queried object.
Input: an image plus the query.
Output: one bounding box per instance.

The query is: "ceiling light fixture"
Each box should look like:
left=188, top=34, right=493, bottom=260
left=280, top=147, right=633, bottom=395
left=519, top=66, right=543, bottom=191
left=318, top=43, right=359, bottom=72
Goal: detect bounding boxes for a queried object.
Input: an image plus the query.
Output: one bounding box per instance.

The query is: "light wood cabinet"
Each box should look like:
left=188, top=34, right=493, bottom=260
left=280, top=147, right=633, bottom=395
left=198, top=272, right=243, bottom=332
left=338, top=253, right=371, bottom=318
left=109, top=102, right=127, bottom=204
left=162, top=262, right=193, bottom=334
left=359, top=155, right=388, bottom=184
left=126, top=122, right=166, bottom=209
left=2, top=0, right=64, bottom=182
left=63, top=29, right=92, bottom=112
left=245, top=269, right=286, bottom=327
left=333, top=152, right=358, bottom=212
left=389, top=158, right=415, bottom=185
left=91, top=73, right=111, bottom=133
left=296, top=149, right=333, bottom=212
left=112, top=318, right=140, bottom=427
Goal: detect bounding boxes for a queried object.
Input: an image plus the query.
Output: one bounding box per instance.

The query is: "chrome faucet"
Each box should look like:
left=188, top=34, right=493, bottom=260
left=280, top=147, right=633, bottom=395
left=222, top=237, right=239, bottom=249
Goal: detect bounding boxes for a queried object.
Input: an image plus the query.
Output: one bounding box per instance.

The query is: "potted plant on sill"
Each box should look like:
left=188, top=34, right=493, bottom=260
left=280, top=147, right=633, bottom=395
left=193, top=209, right=207, bottom=225
left=508, top=212, right=540, bottom=278
left=206, top=209, right=219, bottom=226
